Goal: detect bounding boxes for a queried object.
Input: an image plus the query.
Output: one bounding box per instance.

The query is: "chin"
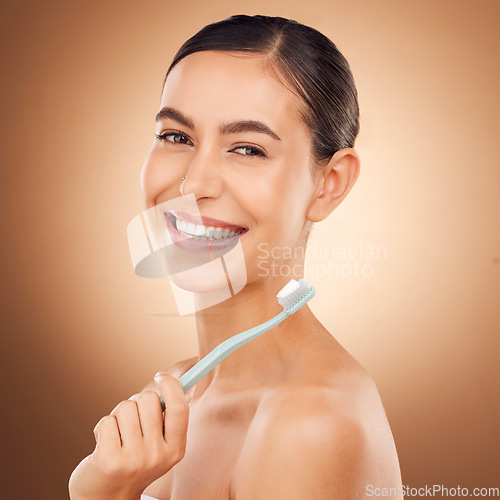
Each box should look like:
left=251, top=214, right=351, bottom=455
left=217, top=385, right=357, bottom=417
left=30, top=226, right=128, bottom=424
left=166, top=245, right=248, bottom=310
left=169, top=266, right=230, bottom=293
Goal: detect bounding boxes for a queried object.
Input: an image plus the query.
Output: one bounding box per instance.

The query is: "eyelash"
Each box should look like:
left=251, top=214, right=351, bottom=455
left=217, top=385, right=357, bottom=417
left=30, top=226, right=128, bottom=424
left=155, top=131, right=267, bottom=158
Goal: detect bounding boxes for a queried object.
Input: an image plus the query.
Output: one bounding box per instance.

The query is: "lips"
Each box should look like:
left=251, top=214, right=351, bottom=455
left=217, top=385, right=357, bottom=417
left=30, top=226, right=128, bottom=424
left=173, top=211, right=246, bottom=234
left=164, top=211, right=248, bottom=253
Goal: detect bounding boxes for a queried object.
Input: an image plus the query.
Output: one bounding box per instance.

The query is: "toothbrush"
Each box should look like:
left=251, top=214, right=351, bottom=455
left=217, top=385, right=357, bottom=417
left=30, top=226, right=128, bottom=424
left=158, top=279, right=315, bottom=412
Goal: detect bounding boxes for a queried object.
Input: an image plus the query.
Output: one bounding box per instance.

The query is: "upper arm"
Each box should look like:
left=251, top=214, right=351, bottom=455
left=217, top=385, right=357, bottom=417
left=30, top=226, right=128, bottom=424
left=233, top=402, right=371, bottom=499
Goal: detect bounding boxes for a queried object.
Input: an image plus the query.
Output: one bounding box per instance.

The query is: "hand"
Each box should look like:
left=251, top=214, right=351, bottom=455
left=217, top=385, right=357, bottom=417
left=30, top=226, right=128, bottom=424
left=69, top=373, right=191, bottom=500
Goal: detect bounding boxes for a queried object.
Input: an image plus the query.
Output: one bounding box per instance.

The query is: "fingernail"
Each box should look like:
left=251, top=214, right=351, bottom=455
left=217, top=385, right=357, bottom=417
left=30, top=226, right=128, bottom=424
left=154, top=371, right=168, bottom=382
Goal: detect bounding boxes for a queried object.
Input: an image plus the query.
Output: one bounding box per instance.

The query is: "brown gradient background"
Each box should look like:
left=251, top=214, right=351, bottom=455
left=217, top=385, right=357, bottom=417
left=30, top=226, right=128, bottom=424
left=1, top=0, right=499, bottom=498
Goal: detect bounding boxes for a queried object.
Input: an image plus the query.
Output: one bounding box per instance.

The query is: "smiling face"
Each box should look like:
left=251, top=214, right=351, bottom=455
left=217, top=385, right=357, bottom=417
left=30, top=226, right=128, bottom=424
left=140, top=50, right=319, bottom=289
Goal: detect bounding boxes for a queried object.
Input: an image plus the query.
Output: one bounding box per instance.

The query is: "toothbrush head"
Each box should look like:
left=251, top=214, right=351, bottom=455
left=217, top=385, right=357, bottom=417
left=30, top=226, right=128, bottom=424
left=277, top=279, right=316, bottom=315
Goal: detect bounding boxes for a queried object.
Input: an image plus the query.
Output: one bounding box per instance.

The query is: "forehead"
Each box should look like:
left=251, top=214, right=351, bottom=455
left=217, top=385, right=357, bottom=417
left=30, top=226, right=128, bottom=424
left=161, top=51, right=305, bottom=136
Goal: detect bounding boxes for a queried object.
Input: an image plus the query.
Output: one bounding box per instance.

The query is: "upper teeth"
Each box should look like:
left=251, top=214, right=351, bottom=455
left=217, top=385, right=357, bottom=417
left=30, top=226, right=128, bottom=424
left=175, top=218, right=243, bottom=239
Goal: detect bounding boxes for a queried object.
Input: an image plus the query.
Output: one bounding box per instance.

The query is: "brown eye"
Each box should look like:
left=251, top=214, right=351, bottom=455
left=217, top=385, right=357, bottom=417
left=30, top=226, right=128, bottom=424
left=155, top=132, right=192, bottom=144
left=232, top=145, right=266, bottom=158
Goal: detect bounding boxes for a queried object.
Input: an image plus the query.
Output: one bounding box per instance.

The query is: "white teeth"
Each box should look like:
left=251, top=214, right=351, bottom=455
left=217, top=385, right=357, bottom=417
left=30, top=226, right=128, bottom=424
left=175, top=218, right=243, bottom=240
left=194, top=225, right=205, bottom=236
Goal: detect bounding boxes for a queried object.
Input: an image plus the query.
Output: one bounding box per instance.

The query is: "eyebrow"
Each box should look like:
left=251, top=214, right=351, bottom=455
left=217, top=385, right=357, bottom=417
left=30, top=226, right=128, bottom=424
left=155, top=106, right=281, bottom=141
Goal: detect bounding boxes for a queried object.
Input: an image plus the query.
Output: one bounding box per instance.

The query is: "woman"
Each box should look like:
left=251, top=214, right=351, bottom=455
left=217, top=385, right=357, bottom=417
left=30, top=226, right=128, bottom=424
left=70, top=14, right=403, bottom=500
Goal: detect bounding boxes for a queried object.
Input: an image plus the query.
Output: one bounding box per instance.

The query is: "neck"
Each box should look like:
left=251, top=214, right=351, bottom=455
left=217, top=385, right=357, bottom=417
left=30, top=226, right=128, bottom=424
left=190, top=276, right=318, bottom=397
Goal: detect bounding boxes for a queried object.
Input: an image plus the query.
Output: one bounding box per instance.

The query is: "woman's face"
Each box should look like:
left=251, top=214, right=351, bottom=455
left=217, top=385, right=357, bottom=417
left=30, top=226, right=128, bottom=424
left=140, top=50, right=318, bottom=287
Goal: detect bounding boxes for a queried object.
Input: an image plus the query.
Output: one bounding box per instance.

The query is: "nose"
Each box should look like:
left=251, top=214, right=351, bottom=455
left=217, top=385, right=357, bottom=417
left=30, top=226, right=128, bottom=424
left=180, top=147, right=223, bottom=201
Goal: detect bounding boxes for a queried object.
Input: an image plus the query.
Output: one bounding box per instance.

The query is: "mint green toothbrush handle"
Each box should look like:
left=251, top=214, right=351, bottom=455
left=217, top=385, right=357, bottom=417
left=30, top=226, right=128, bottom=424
left=158, top=310, right=288, bottom=411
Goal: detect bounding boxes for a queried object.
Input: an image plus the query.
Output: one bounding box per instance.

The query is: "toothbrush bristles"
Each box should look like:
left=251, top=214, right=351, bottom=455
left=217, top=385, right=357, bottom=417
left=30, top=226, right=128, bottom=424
left=277, top=279, right=314, bottom=309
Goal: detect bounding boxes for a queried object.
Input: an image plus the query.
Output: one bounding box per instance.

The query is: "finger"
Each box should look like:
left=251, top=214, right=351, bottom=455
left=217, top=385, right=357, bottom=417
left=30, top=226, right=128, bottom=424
left=109, top=400, right=143, bottom=449
left=154, top=373, right=190, bottom=453
left=93, top=415, right=121, bottom=454
left=130, top=391, right=165, bottom=440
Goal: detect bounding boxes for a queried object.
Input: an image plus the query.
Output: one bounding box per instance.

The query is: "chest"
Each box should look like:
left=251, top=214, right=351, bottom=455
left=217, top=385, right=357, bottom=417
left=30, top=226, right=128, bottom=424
left=142, top=397, right=258, bottom=500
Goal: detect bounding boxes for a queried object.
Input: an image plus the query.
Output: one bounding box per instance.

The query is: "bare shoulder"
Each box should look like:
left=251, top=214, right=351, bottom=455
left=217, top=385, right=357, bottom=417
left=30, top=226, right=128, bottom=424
left=232, top=357, right=403, bottom=499
left=140, top=356, right=198, bottom=393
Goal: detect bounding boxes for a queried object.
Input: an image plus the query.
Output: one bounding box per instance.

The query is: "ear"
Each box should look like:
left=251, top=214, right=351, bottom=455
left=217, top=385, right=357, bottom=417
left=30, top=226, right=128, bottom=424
left=306, top=148, right=360, bottom=223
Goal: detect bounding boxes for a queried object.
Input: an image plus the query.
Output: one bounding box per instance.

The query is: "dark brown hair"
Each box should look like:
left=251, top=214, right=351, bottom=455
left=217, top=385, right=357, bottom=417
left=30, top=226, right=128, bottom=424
left=162, top=14, right=360, bottom=166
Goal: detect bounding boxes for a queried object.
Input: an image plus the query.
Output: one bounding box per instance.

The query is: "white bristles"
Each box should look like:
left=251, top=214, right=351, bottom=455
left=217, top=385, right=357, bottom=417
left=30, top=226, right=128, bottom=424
left=277, top=279, right=313, bottom=309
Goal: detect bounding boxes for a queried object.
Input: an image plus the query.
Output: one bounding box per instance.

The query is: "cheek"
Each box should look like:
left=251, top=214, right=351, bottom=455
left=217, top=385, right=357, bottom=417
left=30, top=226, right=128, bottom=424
left=140, top=148, right=184, bottom=205
left=237, top=160, right=313, bottom=242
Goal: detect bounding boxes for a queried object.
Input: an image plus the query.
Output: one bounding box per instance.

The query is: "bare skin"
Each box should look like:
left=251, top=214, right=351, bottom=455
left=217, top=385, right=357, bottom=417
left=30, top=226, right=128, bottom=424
left=71, top=49, right=402, bottom=499
left=140, top=313, right=402, bottom=499
left=138, top=50, right=403, bottom=499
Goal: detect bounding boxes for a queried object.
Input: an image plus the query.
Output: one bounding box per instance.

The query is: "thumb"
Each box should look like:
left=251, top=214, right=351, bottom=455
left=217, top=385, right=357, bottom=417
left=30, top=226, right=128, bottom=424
left=154, top=372, right=188, bottom=410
